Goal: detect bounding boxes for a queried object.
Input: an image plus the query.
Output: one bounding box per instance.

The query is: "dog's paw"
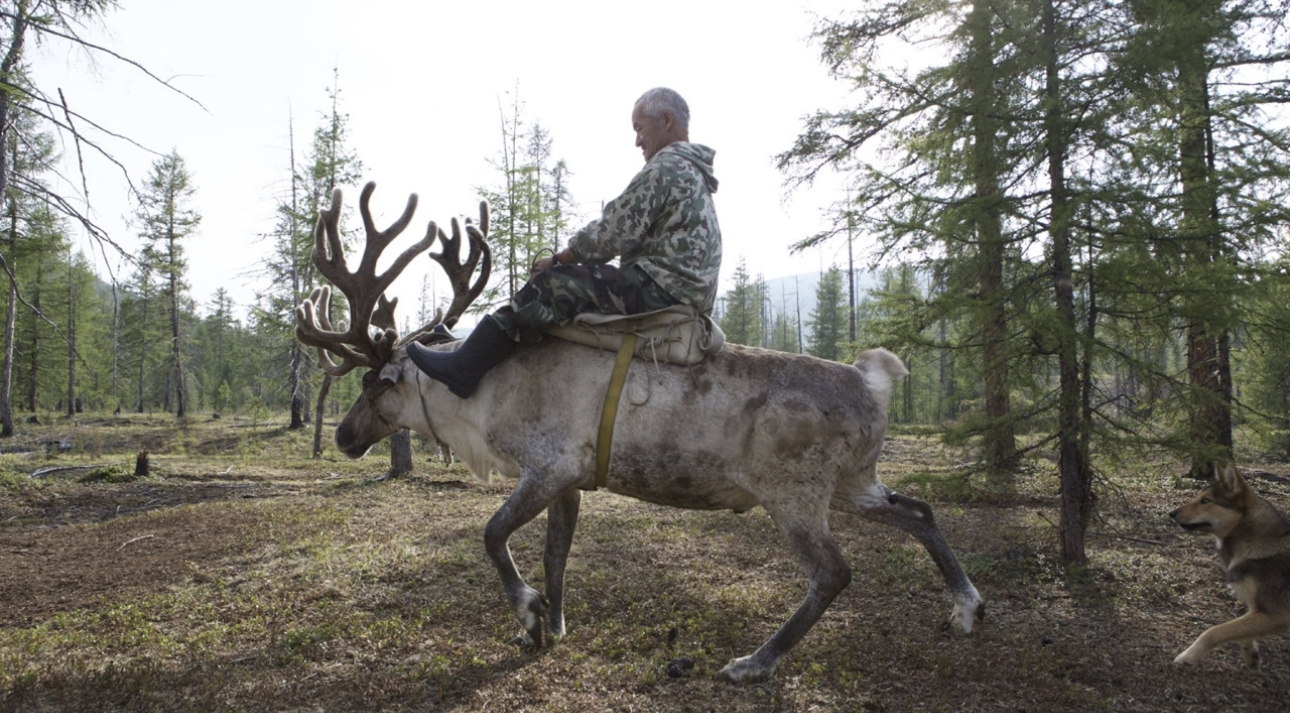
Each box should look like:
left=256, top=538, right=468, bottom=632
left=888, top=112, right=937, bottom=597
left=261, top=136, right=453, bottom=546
left=1173, top=651, right=1200, bottom=666
left=1241, top=641, right=1260, bottom=669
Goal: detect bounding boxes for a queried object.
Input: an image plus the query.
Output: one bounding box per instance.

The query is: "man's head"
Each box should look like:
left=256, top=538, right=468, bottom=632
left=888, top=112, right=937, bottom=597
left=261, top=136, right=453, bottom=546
left=632, top=87, right=690, bottom=162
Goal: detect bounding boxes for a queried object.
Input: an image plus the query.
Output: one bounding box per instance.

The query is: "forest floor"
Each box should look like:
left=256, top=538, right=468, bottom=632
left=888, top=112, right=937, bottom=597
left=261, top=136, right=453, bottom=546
left=2, top=414, right=1290, bottom=712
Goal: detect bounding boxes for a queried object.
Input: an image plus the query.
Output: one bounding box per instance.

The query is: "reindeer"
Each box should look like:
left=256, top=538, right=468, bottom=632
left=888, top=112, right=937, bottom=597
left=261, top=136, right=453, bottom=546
left=296, top=182, right=983, bottom=683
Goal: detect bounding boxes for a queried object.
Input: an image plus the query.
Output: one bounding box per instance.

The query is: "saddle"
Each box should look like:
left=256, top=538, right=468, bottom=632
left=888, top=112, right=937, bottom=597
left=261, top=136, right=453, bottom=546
left=546, top=305, right=724, bottom=491
left=545, top=304, right=725, bottom=365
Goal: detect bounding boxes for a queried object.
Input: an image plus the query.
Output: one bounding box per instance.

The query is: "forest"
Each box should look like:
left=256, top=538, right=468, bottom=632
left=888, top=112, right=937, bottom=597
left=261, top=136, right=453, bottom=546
left=3, top=0, right=1290, bottom=566
left=5, top=2, right=1290, bottom=710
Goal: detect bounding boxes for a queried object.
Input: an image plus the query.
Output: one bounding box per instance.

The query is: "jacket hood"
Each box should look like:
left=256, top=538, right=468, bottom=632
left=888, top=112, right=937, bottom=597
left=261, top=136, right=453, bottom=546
left=660, top=142, right=719, bottom=193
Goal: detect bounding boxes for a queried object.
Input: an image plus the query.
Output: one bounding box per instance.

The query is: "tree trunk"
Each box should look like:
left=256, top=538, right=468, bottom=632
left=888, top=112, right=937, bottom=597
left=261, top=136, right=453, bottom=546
left=312, top=373, right=332, bottom=458
left=66, top=253, right=75, bottom=418
left=136, top=284, right=148, bottom=413
left=2, top=0, right=28, bottom=430
left=1, top=269, right=15, bottom=436
left=288, top=120, right=305, bottom=430
left=1042, top=0, right=1091, bottom=562
left=1, top=185, right=17, bottom=436
left=1175, top=21, right=1232, bottom=478
left=26, top=266, right=40, bottom=412
left=968, top=0, right=1016, bottom=478
left=388, top=429, right=413, bottom=478
left=168, top=229, right=185, bottom=418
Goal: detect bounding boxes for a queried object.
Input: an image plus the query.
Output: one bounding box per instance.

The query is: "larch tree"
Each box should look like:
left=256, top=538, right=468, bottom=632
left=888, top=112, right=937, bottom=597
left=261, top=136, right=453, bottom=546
left=135, top=150, right=199, bottom=417
left=778, top=0, right=1031, bottom=474
left=1, top=93, right=54, bottom=434
left=719, top=258, right=764, bottom=347
left=806, top=266, right=846, bottom=362
left=2, top=0, right=206, bottom=425
left=299, top=73, right=363, bottom=458
left=1116, top=0, right=1290, bottom=478
left=479, top=88, right=576, bottom=306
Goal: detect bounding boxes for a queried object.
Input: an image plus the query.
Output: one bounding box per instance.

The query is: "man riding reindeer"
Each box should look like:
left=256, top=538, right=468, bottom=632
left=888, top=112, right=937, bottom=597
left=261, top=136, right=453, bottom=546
left=407, top=87, right=722, bottom=398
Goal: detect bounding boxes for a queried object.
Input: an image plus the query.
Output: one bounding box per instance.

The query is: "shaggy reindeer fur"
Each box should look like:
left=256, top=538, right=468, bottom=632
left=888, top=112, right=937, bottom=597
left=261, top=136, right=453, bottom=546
left=336, top=339, right=983, bottom=683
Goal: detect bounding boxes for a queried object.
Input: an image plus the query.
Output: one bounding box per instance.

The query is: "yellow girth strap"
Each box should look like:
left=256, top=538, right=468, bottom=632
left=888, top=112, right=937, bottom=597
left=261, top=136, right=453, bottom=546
left=595, top=333, right=638, bottom=490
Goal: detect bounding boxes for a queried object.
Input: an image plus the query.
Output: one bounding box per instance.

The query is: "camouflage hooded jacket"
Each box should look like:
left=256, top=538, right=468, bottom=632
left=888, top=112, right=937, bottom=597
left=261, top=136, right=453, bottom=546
left=566, top=142, right=722, bottom=315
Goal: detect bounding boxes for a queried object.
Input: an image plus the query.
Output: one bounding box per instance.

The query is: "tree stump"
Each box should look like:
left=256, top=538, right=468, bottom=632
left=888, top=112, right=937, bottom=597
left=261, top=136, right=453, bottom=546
left=388, top=430, right=414, bottom=479
left=134, top=450, right=150, bottom=477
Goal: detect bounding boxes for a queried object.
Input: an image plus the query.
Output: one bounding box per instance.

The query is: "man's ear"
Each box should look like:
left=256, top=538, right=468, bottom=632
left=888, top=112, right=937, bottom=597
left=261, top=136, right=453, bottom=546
left=379, top=361, right=403, bottom=385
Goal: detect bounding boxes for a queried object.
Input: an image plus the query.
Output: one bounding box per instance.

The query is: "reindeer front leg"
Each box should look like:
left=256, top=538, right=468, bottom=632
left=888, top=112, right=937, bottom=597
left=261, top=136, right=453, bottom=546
left=483, top=469, right=567, bottom=648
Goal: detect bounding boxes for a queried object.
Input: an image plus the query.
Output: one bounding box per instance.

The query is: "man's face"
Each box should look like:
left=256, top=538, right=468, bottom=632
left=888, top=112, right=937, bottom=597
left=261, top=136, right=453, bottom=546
left=632, top=102, right=669, bottom=163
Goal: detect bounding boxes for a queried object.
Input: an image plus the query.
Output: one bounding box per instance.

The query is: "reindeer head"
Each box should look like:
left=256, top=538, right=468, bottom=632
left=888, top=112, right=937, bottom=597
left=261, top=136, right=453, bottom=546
left=295, top=182, right=491, bottom=456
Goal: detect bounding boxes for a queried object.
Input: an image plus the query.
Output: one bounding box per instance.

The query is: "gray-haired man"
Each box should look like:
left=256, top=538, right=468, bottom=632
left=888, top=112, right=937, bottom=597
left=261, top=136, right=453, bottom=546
left=408, top=87, right=723, bottom=398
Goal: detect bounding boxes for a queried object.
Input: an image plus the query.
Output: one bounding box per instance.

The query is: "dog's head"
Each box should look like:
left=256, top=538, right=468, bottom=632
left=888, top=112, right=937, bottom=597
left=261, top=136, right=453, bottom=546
left=1170, top=463, right=1252, bottom=538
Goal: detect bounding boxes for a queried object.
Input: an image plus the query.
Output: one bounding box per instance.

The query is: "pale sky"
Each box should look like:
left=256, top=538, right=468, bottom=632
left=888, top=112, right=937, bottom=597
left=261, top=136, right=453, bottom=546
left=29, top=0, right=863, bottom=325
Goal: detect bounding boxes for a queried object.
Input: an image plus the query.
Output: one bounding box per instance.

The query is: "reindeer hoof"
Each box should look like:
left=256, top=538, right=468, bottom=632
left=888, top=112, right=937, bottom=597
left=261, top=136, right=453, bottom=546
left=950, top=592, right=984, bottom=634
left=717, top=655, right=775, bottom=684
left=508, top=631, right=538, bottom=648
left=511, top=590, right=549, bottom=648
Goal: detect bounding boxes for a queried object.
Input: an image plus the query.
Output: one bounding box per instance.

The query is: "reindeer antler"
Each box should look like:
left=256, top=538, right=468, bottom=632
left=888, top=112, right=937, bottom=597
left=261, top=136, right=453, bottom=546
left=295, top=184, right=495, bottom=375
left=430, top=201, right=492, bottom=329
left=295, top=182, right=438, bottom=376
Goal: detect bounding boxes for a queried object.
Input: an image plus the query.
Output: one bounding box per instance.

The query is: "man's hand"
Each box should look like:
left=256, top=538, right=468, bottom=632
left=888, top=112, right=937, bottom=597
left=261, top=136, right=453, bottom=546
left=530, top=256, right=557, bottom=275
left=532, top=251, right=573, bottom=275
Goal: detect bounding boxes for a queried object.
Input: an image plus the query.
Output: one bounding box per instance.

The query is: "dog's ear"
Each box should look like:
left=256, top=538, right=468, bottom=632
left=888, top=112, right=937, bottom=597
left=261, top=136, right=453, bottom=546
left=1215, top=463, right=1251, bottom=503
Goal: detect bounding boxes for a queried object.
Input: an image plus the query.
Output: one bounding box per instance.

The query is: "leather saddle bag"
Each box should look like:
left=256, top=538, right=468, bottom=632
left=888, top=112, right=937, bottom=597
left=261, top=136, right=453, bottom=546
left=546, top=305, right=724, bottom=365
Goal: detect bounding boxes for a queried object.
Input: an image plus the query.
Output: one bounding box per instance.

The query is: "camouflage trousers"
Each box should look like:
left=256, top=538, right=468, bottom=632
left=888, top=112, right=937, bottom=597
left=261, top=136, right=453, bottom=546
left=489, top=263, right=678, bottom=341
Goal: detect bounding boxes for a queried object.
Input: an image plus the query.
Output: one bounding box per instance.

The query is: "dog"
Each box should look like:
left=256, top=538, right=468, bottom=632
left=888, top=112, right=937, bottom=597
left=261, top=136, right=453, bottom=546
left=1170, top=463, right=1290, bottom=667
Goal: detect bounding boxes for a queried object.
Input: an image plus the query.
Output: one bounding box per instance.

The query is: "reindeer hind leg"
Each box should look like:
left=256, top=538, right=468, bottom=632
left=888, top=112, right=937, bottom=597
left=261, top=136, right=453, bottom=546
left=719, top=501, right=852, bottom=684
left=834, top=483, right=983, bottom=633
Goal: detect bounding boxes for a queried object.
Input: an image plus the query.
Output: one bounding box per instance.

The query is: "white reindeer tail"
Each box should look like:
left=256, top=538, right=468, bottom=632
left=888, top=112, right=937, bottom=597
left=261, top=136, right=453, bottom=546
left=852, top=348, right=909, bottom=407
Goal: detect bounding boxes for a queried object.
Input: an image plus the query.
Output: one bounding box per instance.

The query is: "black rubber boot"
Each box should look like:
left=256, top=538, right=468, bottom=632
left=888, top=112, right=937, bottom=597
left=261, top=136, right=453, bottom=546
left=406, top=318, right=519, bottom=398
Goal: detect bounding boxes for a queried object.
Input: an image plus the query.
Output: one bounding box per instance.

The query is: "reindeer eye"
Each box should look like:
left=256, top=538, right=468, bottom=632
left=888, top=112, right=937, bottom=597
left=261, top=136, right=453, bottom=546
left=1200, top=497, right=1211, bottom=504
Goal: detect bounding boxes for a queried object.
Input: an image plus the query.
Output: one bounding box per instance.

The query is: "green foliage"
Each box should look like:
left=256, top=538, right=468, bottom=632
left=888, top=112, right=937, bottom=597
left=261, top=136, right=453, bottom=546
left=777, top=0, right=1290, bottom=457
left=134, top=150, right=200, bottom=417
left=767, top=310, right=800, bottom=354
left=478, top=88, right=577, bottom=305
left=77, top=464, right=139, bottom=484
left=718, top=258, right=765, bottom=347
left=806, top=266, right=846, bottom=361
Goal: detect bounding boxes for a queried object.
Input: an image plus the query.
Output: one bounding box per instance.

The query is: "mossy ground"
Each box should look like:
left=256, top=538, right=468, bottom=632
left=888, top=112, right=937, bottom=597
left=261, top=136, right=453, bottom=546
left=2, top=414, right=1289, bottom=712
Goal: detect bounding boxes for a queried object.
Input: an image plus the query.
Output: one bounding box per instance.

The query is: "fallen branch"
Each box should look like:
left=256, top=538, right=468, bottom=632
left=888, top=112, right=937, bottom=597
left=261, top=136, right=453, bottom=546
left=1087, top=531, right=1167, bottom=547
left=117, top=534, right=155, bottom=551
left=30, top=464, right=114, bottom=479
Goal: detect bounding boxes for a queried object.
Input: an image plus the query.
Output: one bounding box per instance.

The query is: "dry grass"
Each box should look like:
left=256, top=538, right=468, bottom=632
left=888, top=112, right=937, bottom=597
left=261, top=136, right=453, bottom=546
left=2, top=415, right=1290, bottom=712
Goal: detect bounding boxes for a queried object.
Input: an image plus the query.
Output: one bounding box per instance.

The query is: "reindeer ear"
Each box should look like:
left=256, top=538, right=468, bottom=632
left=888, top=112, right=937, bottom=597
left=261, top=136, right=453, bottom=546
left=378, top=361, right=403, bottom=385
